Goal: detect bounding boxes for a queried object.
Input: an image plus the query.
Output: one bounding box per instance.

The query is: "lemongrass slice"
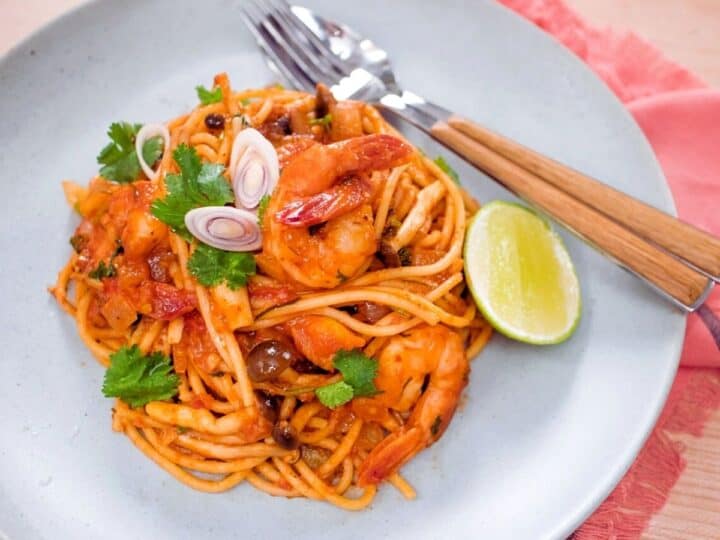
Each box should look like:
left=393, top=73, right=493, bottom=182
left=229, top=128, right=279, bottom=209
left=185, top=206, right=262, bottom=251
left=135, top=123, right=170, bottom=181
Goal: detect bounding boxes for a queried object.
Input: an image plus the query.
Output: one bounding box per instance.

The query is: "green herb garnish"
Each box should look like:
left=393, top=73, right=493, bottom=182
left=310, top=113, right=333, bottom=130
left=315, top=350, right=379, bottom=409
left=257, top=194, right=271, bottom=225
left=196, top=84, right=223, bottom=105
left=97, top=122, right=163, bottom=183
left=315, top=381, right=355, bottom=409
left=150, top=144, right=233, bottom=239
left=102, top=345, right=179, bottom=407
left=187, top=243, right=256, bottom=290
left=88, top=260, right=116, bottom=279
left=434, top=155, right=460, bottom=184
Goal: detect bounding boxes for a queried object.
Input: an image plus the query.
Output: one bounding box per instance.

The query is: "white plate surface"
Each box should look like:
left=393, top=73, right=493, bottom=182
left=0, top=1, right=683, bottom=538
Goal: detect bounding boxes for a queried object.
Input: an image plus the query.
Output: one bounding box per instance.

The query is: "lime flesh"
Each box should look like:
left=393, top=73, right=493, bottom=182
left=464, top=201, right=581, bottom=345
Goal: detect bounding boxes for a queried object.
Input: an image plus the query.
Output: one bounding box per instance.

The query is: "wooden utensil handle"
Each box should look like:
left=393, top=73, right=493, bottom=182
left=431, top=120, right=712, bottom=309
left=446, top=115, right=720, bottom=279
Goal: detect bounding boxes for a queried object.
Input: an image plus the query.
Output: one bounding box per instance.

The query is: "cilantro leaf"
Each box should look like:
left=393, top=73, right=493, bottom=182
left=195, top=163, right=232, bottom=202
left=187, top=243, right=256, bottom=290
left=102, top=345, right=179, bottom=407
left=97, top=122, right=163, bottom=183
left=315, top=381, right=354, bottom=409
left=257, top=194, right=271, bottom=224
left=434, top=155, right=460, bottom=185
left=196, top=85, right=223, bottom=105
left=315, top=349, right=379, bottom=408
left=142, top=136, right=164, bottom=170
left=310, top=113, right=333, bottom=130
left=150, top=144, right=233, bottom=239
left=333, top=350, right=379, bottom=397
left=88, top=260, right=116, bottom=279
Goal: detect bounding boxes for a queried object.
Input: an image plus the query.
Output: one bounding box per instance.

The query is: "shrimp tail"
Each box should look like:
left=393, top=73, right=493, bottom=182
left=357, top=427, right=424, bottom=486
left=343, top=134, right=414, bottom=171
left=274, top=134, right=412, bottom=226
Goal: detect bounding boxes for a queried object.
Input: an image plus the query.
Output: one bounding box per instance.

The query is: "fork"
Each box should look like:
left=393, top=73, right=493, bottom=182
left=241, top=0, right=720, bottom=311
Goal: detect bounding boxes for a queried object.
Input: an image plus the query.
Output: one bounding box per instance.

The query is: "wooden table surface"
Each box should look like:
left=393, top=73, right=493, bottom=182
left=2, top=1, right=719, bottom=539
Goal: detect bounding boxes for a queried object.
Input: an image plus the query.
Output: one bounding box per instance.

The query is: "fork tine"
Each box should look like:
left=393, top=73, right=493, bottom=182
left=262, top=2, right=346, bottom=82
left=264, top=0, right=349, bottom=78
left=250, top=0, right=337, bottom=87
left=269, top=0, right=351, bottom=76
left=240, top=3, right=314, bottom=91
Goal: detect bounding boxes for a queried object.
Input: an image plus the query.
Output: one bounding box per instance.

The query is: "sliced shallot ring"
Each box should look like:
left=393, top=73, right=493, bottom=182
left=185, top=206, right=262, bottom=252
left=135, top=123, right=170, bottom=181
left=229, top=128, right=279, bottom=209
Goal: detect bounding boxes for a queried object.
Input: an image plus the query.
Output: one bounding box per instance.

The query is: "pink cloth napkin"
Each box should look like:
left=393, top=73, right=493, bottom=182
left=498, top=0, right=720, bottom=367
left=497, top=1, right=720, bottom=538
left=631, top=91, right=720, bottom=366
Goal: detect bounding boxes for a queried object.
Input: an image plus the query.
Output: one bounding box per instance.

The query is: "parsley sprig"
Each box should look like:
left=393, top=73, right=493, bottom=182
left=315, top=350, right=379, bottom=409
left=434, top=155, right=460, bottom=185
left=97, top=122, right=164, bottom=183
left=151, top=144, right=233, bottom=239
left=102, top=345, right=179, bottom=407
left=187, top=244, right=256, bottom=290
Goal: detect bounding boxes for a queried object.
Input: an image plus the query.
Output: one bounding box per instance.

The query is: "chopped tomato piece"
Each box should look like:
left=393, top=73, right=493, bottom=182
left=173, top=312, right=218, bottom=375
left=100, top=292, right=137, bottom=331
left=147, top=249, right=175, bottom=283
left=87, top=294, right=109, bottom=328
left=136, top=282, right=196, bottom=320
left=116, top=256, right=150, bottom=290
left=121, top=208, right=168, bottom=258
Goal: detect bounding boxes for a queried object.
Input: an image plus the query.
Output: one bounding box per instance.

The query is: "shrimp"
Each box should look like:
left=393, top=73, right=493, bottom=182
left=263, top=134, right=413, bottom=288
left=355, top=325, right=469, bottom=486
left=288, top=315, right=366, bottom=370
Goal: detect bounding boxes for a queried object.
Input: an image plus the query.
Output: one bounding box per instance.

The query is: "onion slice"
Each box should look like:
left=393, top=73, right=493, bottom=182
left=229, top=128, right=279, bottom=209
left=135, top=123, right=170, bottom=181
left=184, top=206, right=262, bottom=252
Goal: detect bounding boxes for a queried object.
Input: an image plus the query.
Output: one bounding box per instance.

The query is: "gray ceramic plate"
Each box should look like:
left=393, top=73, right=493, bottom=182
left=0, top=1, right=683, bottom=539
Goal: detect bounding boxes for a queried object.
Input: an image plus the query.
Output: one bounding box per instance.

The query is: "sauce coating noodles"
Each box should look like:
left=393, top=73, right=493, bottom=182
left=51, top=73, right=491, bottom=508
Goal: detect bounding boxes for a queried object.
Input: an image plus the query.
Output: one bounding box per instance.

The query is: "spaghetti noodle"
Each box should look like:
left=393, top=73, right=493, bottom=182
left=51, top=73, right=491, bottom=508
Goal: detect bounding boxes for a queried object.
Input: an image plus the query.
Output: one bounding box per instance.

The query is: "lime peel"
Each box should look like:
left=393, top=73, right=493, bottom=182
left=464, top=201, right=581, bottom=345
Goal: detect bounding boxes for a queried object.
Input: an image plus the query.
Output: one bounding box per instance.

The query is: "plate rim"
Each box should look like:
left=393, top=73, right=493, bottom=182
left=490, top=2, right=684, bottom=534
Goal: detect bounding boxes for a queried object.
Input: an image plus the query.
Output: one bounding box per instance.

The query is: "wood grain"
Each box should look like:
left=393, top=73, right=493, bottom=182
left=643, top=410, right=720, bottom=539
left=431, top=120, right=712, bottom=309
left=568, top=0, right=720, bottom=88
left=447, top=114, right=720, bottom=279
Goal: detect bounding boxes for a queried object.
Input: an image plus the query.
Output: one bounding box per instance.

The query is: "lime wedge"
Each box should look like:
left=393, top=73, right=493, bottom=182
left=464, top=201, right=581, bottom=345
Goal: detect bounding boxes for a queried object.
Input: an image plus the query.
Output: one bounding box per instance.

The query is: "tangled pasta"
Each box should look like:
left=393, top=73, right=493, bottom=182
left=51, top=73, right=491, bottom=508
